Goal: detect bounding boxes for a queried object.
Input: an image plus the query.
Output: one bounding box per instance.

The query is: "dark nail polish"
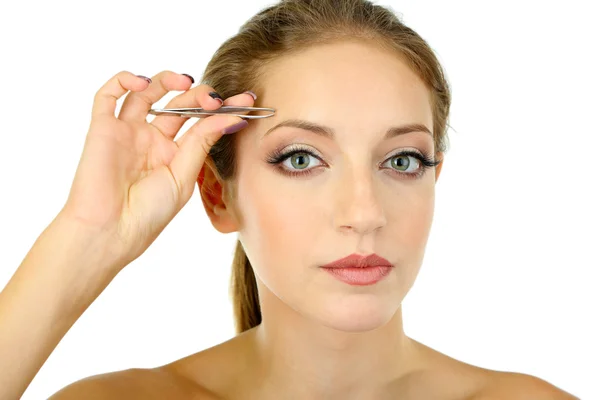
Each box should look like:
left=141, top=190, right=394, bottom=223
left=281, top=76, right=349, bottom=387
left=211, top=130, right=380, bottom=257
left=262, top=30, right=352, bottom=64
left=222, top=120, right=249, bottom=135
left=209, top=91, right=224, bottom=103
left=181, top=73, right=195, bottom=84
left=136, top=75, right=152, bottom=84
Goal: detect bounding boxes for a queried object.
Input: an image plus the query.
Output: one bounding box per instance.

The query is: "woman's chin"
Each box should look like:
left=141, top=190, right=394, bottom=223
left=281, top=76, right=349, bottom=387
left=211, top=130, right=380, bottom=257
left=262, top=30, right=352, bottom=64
left=317, top=298, right=399, bottom=332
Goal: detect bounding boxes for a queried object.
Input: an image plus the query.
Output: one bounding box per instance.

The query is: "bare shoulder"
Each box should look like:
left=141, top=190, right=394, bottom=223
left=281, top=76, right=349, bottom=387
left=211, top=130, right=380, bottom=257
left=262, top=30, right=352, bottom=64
left=48, top=367, right=219, bottom=400
left=49, top=331, right=251, bottom=400
left=408, top=339, right=578, bottom=400
left=473, top=371, right=579, bottom=400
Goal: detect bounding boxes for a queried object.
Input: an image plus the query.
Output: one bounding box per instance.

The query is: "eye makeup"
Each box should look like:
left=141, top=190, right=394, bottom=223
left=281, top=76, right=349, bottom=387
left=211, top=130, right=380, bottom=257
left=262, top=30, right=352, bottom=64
left=265, top=143, right=441, bottom=180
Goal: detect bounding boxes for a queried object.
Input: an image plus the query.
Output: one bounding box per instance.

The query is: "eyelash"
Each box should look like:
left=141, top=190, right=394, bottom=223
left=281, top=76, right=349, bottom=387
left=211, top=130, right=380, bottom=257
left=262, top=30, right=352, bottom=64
left=265, top=144, right=441, bottom=179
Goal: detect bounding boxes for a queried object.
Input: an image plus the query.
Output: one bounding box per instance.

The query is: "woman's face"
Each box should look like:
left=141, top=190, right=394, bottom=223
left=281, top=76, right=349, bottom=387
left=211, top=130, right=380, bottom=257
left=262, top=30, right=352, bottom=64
left=227, top=39, right=443, bottom=332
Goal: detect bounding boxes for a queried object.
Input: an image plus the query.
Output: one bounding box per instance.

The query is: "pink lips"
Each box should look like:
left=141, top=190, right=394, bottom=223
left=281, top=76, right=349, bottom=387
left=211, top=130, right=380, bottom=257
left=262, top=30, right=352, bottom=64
left=320, top=253, right=393, bottom=286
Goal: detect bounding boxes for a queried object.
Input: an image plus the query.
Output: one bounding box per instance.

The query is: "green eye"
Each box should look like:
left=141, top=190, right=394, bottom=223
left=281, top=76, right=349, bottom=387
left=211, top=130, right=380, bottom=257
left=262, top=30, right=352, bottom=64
left=290, top=152, right=311, bottom=169
left=390, top=155, right=413, bottom=172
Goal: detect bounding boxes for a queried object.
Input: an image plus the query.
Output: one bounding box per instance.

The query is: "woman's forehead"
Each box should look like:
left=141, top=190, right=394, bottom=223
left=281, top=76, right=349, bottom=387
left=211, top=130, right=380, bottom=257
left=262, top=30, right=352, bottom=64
left=258, top=42, right=433, bottom=127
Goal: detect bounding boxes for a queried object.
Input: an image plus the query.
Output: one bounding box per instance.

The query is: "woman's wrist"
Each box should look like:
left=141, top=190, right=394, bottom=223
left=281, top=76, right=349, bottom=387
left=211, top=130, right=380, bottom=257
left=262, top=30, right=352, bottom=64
left=51, top=210, right=129, bottom=279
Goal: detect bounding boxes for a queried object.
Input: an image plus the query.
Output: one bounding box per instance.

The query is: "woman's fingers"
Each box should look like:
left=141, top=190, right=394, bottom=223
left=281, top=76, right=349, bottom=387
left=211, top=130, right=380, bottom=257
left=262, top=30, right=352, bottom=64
left=152, top=90, right=256, bottom=140
left=167, top=115, right=248, bottom=201
left=118, top=71, right=193, bottom=122
left=222, top=92, right=256, bottom=107
left=150, top=84, right=226, bottom=140
left=92, top=71, right=150, bottom=118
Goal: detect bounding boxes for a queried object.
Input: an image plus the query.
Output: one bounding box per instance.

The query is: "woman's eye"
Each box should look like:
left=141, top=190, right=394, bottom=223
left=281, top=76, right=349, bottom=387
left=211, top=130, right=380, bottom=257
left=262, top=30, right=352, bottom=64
left=282, top=151, right=323, bottom=170
left=382, top=154, right=421, bottom=173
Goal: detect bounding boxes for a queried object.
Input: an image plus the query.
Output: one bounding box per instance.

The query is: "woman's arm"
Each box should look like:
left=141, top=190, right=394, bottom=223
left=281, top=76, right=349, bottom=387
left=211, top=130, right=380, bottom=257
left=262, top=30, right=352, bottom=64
left=0, top=213, right=121, bottom=400
left=0, top=70, right=254, bottom=400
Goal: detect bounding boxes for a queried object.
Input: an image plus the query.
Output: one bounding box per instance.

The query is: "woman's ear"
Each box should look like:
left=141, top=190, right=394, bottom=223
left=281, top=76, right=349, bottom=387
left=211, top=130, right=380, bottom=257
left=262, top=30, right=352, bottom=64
left=197, top=159, right=240, bottom=234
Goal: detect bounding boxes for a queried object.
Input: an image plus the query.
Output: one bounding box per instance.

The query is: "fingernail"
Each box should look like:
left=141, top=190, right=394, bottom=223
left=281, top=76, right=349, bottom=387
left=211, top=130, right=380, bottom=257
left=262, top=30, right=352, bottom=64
left=209, top=91, right=224, bottom=105
left=136, top=75, right=152, bottom=84
left=181, top=73, right=195, bottom=84
left=243, top=90, right=257, bottom=100
left=222, top=120, right=249, bottom=135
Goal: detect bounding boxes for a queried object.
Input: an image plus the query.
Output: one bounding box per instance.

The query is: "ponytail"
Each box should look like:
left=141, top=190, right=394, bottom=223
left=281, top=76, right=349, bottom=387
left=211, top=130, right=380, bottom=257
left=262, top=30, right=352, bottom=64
left=230, top=239, right=261, bottom=334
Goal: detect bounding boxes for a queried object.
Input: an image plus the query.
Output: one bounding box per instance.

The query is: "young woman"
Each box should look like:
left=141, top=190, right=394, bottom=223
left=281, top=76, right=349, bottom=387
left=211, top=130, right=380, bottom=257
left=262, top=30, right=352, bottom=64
left=0, top=0, right=578, bottom=399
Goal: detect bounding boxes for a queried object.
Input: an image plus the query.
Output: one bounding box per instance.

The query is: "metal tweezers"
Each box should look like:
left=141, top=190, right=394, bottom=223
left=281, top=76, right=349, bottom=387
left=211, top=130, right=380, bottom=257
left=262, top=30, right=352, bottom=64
left=148, top=106, right=276, bottom=119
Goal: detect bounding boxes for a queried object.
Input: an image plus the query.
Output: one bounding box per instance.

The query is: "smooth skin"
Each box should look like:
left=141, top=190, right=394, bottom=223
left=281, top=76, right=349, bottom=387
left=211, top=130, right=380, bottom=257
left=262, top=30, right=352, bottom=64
left=1, top=53, right=578, bottom=399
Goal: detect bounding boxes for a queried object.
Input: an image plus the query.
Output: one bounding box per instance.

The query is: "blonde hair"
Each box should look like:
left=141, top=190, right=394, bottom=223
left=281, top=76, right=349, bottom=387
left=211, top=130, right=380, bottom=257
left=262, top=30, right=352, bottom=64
left=201, top=0, right=452, bottom=334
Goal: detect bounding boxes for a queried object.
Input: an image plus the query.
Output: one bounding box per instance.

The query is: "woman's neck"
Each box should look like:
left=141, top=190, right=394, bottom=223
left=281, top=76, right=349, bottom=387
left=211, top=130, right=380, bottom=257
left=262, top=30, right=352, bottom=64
left=243, top=287, right=424, bottom=399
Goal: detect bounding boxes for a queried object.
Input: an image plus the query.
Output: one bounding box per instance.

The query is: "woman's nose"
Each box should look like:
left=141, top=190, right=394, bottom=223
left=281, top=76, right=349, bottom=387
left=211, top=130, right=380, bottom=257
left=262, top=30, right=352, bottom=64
left=333, top=170, right=387, bottom=235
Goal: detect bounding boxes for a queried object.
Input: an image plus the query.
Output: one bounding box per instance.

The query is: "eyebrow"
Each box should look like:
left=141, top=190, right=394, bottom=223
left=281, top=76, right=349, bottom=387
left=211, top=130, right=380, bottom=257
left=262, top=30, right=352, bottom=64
left=261, top=119, right=433, bottom=140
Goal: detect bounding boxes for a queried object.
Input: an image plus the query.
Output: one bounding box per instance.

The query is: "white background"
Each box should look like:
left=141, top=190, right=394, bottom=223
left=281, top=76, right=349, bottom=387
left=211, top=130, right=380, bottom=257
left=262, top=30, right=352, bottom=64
left=0, top=1, right=597, bottom=398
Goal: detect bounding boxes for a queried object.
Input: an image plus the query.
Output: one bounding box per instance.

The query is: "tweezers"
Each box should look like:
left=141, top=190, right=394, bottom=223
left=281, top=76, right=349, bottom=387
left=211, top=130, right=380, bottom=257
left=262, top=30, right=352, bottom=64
left=148, top=106, right=276, bottom=119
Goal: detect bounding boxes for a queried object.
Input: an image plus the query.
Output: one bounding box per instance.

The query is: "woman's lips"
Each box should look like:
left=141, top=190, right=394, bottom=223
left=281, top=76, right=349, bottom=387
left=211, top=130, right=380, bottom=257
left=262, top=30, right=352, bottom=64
left=322, top=265, right=392, bottom=286
left=321, top=253, right=392, bottom=269
left=320, top=253, right=393, bottom=285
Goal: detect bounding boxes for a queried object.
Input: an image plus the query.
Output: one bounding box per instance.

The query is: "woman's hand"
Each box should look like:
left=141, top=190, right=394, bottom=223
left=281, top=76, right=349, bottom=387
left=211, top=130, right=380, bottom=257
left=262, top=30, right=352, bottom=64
left=60, top=70, right=253, bottom=271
